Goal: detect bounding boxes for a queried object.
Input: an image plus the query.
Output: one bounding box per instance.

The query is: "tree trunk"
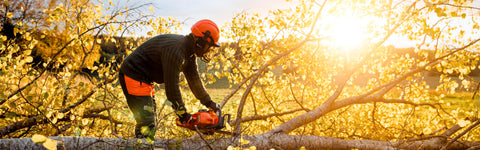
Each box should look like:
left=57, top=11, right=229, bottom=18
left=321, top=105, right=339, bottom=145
left=1, top=133, right=478, bottom=150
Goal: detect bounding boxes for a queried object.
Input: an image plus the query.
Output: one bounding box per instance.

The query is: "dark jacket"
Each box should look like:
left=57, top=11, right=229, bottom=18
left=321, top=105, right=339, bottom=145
left=119, top=34, right=212, bottom=111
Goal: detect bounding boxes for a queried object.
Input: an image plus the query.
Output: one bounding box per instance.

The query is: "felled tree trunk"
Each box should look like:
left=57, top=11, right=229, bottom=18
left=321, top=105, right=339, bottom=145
left=0, top=133, right=478, bottom=150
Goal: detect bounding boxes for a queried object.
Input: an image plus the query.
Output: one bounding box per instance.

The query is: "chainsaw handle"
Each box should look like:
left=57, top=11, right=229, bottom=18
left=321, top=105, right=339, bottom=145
left=224, top=114, right=231, bottom=125
left=203, top=109, right=232, bottom=130
left=217, top=108, right=222, bottom=118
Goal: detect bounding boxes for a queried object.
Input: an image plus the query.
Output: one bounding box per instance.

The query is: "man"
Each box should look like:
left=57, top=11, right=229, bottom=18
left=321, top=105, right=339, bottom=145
left=118, top=19, right=221, bottom=138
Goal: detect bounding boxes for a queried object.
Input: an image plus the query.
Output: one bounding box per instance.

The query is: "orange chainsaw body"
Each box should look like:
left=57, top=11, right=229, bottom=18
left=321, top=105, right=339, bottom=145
left=176, top=109, right=229, bottom=134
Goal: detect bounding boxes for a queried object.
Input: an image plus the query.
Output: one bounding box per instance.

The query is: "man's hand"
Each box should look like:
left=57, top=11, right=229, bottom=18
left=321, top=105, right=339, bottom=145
left=178, top=112, right=192, bottom=124
left=207, top=102, right=221, bottom=114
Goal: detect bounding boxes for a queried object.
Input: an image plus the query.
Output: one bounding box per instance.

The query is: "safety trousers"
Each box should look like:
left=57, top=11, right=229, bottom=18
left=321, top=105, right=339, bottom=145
left=119, top=72, right=156, bottom=138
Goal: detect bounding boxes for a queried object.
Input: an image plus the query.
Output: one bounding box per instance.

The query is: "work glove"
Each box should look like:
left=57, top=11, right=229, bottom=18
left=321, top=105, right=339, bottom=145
left=177, top=112, right=192, bottom=124
left=206, top=101, right=221, bottom=114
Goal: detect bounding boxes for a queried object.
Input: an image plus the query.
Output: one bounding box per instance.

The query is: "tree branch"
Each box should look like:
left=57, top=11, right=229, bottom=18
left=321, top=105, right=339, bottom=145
left=82, top=114, right=123, bottom=125
left=2, top=23, right=106, bottom=106
left=0, top=77, right=116, bottom=137
left=234, top=0, right=327, bottom=135
left=194, top=125, right=213, bottom=150
left=230, top=108, right=305, bottom=125
left=437, top=2, right=480, bottom=10
left=441, top=120, right=480, bottom=150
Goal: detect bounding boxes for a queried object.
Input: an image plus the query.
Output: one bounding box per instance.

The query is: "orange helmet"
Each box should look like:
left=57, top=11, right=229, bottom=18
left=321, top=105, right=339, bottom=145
left=191, top=19, right=220, bottom=47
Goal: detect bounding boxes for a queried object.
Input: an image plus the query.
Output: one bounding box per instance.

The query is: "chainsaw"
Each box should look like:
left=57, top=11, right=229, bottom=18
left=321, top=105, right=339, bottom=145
left=176, top=109, right=231, bottom=135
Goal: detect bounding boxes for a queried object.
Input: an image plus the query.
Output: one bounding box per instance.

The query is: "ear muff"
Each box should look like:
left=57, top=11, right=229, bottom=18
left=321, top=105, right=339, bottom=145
left=194, top=31, right=215, bottom=63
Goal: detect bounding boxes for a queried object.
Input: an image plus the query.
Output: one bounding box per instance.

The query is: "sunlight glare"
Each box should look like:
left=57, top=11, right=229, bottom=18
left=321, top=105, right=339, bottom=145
left=323, top=15, right=370, bottom=53
left=332, top=18, right=366, bottom=49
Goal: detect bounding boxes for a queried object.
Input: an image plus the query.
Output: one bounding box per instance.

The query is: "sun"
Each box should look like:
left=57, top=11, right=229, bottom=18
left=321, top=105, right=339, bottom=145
left=322, top=15, right=370, bottom=53
left=331, top=18, right=367, bottom=49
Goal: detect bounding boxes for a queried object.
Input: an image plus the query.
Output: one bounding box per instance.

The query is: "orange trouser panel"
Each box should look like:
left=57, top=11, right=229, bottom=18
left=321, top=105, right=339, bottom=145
left=124, top=75, right=154, bottom=96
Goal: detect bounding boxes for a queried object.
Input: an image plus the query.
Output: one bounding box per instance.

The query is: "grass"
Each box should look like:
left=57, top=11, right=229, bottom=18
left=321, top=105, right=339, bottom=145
left=205, top=77, right=231, bottom=89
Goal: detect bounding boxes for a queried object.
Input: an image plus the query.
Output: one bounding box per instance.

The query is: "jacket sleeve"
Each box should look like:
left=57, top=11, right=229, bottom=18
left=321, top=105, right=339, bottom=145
left=183, top=56, right=213, bottom=107
left=161, top=55, right=186, bottom=113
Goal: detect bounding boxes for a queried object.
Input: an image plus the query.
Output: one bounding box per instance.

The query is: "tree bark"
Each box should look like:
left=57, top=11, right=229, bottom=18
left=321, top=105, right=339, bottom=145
left=0, top=133, right=478, bottom=150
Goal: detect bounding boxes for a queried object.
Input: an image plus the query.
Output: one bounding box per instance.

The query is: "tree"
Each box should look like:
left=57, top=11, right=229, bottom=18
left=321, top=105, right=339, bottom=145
left=0, top=0, right=179, bottom=139
left=1, top=0, right=480, bottom=149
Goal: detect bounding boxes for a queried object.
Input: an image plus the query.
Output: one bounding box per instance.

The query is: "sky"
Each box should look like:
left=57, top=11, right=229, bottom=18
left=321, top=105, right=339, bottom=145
left=108, top=0, right=480, bottom=48
left=130, top=0, right=293, bottom=35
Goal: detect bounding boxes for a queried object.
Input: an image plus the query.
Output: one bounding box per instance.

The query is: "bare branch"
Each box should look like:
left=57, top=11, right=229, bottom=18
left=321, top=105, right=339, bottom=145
left=441, top=120, right=480, bottom=150
left=193, top=125, right=213, bottom=150
left=436, top=3, right=480, bottom=11
left=231, top=108, right=306, bottom=125
left=472, top=81, right=480, bottom=100
left=289, top=81, right=311, bottom=112
left=82, top=114, right=123, bottom=125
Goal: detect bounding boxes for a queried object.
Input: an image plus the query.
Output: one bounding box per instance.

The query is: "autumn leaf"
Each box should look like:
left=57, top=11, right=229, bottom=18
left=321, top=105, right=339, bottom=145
left=57, top=113, right=64, bottom=119
left=7, top=12, right=13, bottom=18
left=141, top=126, right=150, bottom=136
left=136, top=139, right=142, bottom=147
left=147, top=137, right=155, bottom=144
left=240, top=135, right=249, bottom=145
left=32, top=134, right=47, bottom=143
left=43, top=139, right=57, bottom=150
left=458, top=119, right=471, bottom=127
left=225, top=122, right=232, bottom=131
left=149, top=6, right=154, bottom=13
left=164, top=99, right=173, bottom=106
left=32, top=135, right=57, bottom=150
left=25, top=56, right=33, bottom=63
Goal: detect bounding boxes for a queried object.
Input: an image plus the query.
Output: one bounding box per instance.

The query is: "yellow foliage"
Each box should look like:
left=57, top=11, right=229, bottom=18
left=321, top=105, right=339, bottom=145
left=0, top=0, right=177, bottom=139
left=1, top=0, right=480, bottom=146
